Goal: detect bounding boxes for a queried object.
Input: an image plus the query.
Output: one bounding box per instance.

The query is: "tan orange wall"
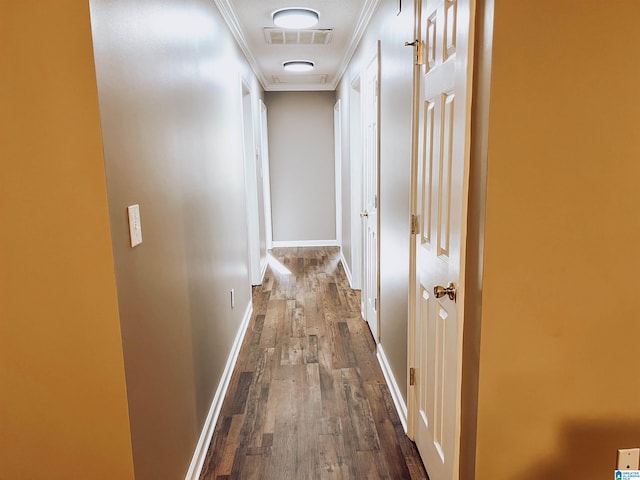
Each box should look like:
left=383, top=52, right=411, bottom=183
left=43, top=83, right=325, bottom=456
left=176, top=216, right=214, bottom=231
left=0, top=2, right=134, bottom=479
left=475, top=1, right=640, bottom=478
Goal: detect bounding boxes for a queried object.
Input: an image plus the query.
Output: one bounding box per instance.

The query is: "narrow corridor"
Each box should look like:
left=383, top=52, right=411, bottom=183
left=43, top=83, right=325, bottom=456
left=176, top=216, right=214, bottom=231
left=200, top=247, right=427, bottom=479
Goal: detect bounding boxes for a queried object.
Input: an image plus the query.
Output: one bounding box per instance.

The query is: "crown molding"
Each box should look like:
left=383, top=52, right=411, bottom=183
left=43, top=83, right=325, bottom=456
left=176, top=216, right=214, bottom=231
left=331, top=0, right=382, bottom=90
left=212, top=0, right=269, bottom=90
left=213, top=0, right=381, bottom=92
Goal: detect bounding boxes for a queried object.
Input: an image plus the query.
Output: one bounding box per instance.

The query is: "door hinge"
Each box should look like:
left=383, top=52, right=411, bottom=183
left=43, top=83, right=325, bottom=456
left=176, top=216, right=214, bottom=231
left=405, top=40, right=424, bottom=65
left=409, top=367, right=416, bottom=386
left=411, top=214, right=420, bottom=235
left=374, top=298, right=377, bottom=311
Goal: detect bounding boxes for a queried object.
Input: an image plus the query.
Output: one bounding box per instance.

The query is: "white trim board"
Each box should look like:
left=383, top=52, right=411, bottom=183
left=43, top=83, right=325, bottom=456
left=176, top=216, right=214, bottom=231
left=376, top=344, right=408, bottom=433
left=184, top=301, right=253, bottom=480
left=271, top=240, right=338, bottom=248
left=334, top=100, right=342, bottom=255
left=340, top=250, right=355, bottom=290
left=259, top=257, right=268, bottom=284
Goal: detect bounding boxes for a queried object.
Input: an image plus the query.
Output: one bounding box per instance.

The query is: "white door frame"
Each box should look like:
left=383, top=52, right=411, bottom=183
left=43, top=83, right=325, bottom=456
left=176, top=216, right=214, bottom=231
left=334, top=100, right=342, bottom=249
left=241, top=80, right=262, bottom=285
left=350, top=74, right=363, bottom=290
left=259, top=99, right=273, bottom=251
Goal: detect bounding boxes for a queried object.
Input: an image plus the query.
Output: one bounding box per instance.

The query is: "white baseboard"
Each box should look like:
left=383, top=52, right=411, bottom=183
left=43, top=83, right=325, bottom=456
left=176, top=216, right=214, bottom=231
left=259, top=257, right=268, bottom=283
left=185, top=301, right=253, bottom=480
left=339, top=250, right=355, bottom=289
left=376, top=344, right=408, bottom=433
left=271, top=240, right=338, bottom=248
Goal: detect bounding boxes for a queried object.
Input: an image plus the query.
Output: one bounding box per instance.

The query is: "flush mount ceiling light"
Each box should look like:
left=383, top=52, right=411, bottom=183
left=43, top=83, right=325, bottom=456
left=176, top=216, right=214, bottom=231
left=272, top=8, right=319, bottom=29
left=283, top=60, right=315, bottom=72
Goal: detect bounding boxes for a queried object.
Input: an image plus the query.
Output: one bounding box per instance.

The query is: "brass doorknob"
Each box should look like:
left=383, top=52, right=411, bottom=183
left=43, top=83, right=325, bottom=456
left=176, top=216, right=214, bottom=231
left=360, top=210, right=369, bottom=218
left=434, top=282, right=456, bottom=301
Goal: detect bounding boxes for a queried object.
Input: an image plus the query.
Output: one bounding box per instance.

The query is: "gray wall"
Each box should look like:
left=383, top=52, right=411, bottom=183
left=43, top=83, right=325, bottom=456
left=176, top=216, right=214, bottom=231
left=89, top=1, right=260, bottom=478
left=336, top=0, right=415, bottom=401
left=265, top=91, right=336, bottom=243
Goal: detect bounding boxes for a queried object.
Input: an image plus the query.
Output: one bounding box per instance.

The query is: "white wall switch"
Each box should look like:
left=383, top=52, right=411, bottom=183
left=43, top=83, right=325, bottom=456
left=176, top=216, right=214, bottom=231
left=127, top=204, right=143, bottom=248
left=230, top=289, right=235, bottom=309
left=617, top=448, right=640, bottom=470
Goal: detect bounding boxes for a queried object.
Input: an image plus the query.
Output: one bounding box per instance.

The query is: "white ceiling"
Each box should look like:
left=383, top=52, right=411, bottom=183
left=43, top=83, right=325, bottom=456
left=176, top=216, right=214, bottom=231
left=214, top=0, right=381, bottom=91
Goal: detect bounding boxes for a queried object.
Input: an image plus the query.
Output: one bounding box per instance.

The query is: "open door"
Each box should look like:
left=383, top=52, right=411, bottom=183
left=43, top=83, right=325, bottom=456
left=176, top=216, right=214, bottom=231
left=409, top=0, right=476, bottom=478
left=349, top=75, right=363, bottom=290
left=259, top=99, right=273, bottom=252
left=362, top=45, right=380, bottom=342
left=241, top=82, right=266, bottom=285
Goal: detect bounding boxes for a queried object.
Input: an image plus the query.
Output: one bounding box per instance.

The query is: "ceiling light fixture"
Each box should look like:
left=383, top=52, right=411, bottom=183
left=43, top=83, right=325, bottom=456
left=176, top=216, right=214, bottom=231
left=283, top=60, right=315, bottom=73
left=272, top=8, right=319, bottom=29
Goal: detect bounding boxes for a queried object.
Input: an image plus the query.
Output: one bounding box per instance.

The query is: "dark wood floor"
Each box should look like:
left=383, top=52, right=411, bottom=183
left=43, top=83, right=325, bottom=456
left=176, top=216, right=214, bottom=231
left=200, top=247, right=428, bottom=480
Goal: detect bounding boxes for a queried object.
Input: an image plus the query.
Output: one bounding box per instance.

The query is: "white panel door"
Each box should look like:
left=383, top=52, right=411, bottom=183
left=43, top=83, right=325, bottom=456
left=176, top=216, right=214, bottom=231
left=362, top=49, right=379, bottom=342
left=349, top=76, right=363, bottom=290
left=412, top=0, right=475, bottom=478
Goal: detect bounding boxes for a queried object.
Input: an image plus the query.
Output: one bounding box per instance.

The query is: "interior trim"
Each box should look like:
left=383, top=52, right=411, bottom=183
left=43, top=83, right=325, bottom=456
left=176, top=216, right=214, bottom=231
left=211, top=0, right=268, bottom=89
left=377, top=344, right=408, bottom=433
left=184, top=301, right=253, bottom=480
left=459, top=0, right=494, bottom=477
left=213, top=0, right=381, bottom=91
left=340, top=250, right=355, bottom=289
left=259, top=257, right=269, bottom=285
left=271, top=240, right=339, bottom=247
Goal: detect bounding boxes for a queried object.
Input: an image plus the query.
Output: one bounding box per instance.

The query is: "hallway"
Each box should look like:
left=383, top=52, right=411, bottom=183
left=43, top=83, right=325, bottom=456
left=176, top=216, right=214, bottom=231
left=199, top=247, right=427, bottom=479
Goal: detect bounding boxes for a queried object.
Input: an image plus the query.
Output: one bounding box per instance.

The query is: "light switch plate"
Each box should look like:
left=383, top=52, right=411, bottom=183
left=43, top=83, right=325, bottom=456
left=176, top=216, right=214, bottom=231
left=127, top=204, right=143, bottom=248
left=617, top=448, right=640, bottom=470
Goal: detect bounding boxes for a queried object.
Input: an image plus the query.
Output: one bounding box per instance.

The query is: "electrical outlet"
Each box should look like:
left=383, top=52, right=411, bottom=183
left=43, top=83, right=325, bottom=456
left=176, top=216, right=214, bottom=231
left=617, top=448, right=640, bottom=470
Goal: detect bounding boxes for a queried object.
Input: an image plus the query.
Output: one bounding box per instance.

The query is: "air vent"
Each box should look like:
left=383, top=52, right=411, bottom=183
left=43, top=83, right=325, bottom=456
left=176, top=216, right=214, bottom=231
left=264, top=28, right=334, bottom=45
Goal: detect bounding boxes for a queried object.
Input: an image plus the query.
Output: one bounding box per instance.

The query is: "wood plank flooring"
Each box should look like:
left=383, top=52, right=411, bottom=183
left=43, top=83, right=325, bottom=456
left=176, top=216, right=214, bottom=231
left=200, top=247, right=428, bottom=480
